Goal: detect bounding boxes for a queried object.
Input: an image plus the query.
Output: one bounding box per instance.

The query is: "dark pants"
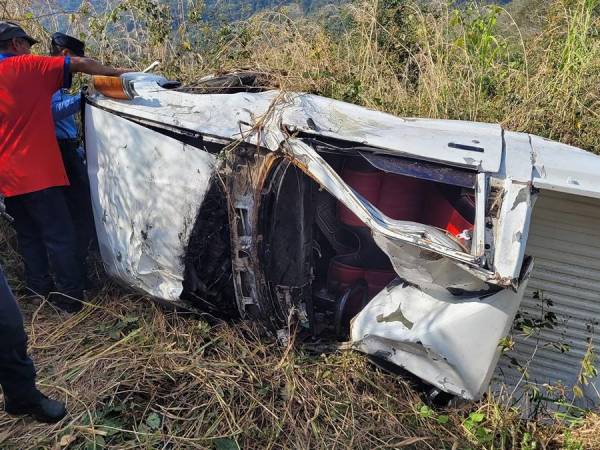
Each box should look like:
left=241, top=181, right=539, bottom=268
left=0, top=266, right=37, bottom=401
left=58, top=139, right=96, bottom=268
left=5, top=186, right=84, bottom=299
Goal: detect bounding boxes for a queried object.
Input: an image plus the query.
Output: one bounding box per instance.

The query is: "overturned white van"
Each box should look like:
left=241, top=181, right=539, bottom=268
left=84, top=72, right=600, bottom=403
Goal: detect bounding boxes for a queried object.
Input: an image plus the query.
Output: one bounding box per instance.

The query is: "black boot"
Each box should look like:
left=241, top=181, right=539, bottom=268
left=4, top=390, right=66, bottom=423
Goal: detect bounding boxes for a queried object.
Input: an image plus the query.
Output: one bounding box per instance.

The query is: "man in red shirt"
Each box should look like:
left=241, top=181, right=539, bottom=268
left=0, top=21, right=131, bottom=423
left=0, top=22, right=129, bottom=312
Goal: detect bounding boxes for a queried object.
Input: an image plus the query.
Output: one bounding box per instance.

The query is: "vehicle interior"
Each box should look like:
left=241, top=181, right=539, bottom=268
left=170, top=73, right=483, bottom=340
left=246, top=143, right=479, bottom=339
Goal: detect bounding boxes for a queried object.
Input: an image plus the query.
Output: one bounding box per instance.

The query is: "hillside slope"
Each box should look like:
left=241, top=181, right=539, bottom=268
left=0, top=0, right=598, bottom=448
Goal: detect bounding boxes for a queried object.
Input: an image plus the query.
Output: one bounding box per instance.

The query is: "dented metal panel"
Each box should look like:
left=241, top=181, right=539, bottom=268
left=282, top=135, right=534, bottom=399
left=531, top=135, right=600, bottom=200
left=85, top=104, right=216, bottom=300
left=280, top=94, right=504, bottom=172
left=92, top=81, right=503, bottom=172
left=490, top=132, right=537, bottom=282
left=352, top=262, right=532, bottom=400
left=495, top=190, right=600, bottom=406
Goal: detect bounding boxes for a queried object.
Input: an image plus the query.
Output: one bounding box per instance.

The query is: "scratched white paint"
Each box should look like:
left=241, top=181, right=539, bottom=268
left=85, top=105, right=216, bottom=300
left=352, top=263, right=532, bottom=400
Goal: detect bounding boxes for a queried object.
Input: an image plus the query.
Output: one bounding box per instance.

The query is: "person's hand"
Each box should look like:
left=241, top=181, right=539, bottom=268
left=0, top=194, right=13, bottom=222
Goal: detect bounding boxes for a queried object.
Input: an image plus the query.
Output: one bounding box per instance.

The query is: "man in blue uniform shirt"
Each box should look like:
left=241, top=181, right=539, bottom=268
left=49, top=33, right=95, bottom=287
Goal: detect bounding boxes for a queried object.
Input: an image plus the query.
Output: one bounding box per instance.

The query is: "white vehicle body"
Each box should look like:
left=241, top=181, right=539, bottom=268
left=84, top=73, right=600, bottom=402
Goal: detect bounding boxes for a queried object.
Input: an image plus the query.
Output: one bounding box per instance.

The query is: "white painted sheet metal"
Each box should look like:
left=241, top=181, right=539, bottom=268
left=92, top=76, right=504, bottom=173
left=531, top=136, right=600, bottom=200
left=352, top=267, right=531, bottom=400
left=495, top=190, right=600, bottom=406
left=93, top=74, right=600, bottom=199
left=280, top=94, right=503, bottom=172
left=85, top=104, right=217, bottom=300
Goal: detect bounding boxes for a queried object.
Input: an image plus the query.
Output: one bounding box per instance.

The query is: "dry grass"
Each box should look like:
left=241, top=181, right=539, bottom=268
left=1, top=0, right=600, bottom=448
left=0, top=230, right=452, bottom=450
left=0, top=272, right=567, bottom=449
left=0, top=223, right=590, bottom=450
left=0, top=250, right=443, bottom=449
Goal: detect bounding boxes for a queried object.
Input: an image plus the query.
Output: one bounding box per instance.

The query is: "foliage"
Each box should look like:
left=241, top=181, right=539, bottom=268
left=1, top=0, right=600, bottom=447
left=0, top=218, right=587, bottom=448
left=5, top=0, right=598, bottom=153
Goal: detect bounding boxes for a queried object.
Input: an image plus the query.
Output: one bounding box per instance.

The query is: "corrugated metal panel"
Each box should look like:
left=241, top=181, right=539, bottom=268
left=494, top=190, right=600, bottom=407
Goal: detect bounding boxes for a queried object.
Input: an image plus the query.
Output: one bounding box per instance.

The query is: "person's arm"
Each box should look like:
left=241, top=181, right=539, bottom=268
left=52, top=91, right=81, bottom=120
left=69, top=57, right=131, bottom=76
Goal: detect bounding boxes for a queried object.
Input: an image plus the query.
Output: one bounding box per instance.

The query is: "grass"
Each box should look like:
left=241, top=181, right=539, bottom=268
left=0, top=224, right=593, bottom=449
left=1, top=0, right=600, bottom=448
left=0, top=264, right=579, bottom=449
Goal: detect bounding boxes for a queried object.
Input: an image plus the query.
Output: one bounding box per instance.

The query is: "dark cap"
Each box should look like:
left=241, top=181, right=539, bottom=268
left=0, top=21, right=38, bottom=45
left=51, top=32, right=85, bottom=56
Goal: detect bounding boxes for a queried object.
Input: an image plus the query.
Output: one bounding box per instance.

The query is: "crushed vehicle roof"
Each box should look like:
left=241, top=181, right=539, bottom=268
left=90, top=73, right=600, bottom=200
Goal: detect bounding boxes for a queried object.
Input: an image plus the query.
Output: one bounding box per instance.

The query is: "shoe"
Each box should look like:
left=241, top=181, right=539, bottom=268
left=24, top=276, right=54, bottom=298
left=4, top=392, right=66, bottom=423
